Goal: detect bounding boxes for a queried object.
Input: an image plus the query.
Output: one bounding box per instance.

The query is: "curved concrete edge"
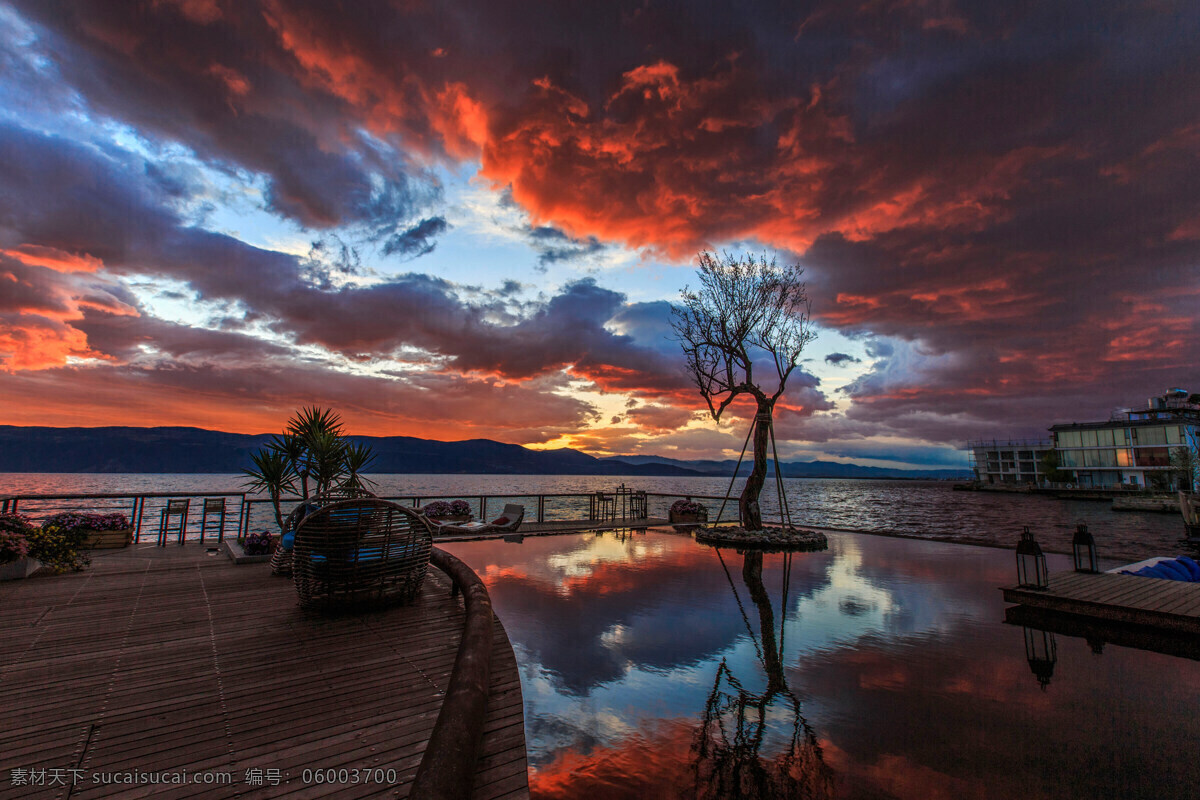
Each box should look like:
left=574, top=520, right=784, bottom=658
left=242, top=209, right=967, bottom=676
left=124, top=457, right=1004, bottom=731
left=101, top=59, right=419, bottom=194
left=411, top=546, right=496, bottom=800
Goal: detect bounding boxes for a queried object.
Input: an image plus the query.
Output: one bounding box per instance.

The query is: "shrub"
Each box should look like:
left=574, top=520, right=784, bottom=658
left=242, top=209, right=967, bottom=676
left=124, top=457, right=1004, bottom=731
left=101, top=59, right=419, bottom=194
left=422, top=500, right=472, bottom=517
left=243, top=530, right=275, bottom=556
left=670, top=499, right=708, bottom=516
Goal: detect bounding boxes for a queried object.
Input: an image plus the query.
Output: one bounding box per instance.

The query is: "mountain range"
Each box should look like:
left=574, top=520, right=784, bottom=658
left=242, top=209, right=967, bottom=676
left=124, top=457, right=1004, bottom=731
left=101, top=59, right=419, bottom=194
left=0, top=426, right=969, bottom=479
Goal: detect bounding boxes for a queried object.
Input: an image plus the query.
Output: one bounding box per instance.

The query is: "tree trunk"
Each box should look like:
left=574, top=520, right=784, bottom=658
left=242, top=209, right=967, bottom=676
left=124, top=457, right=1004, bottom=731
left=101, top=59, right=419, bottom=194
left=739, top=404, right=772, bottom=530
left=742, top=551, right=786, bottom=696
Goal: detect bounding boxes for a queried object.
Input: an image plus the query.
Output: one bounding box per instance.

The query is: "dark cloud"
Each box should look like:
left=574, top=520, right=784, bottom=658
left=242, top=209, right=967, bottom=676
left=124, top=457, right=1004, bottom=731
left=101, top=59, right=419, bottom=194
left=2, top=0, right=1199, bottom=450
left=382, top=216, right=449, bottom=258
left=825, top=352, right=862, bottom=367
left=525, top=225, right=606, bottom=268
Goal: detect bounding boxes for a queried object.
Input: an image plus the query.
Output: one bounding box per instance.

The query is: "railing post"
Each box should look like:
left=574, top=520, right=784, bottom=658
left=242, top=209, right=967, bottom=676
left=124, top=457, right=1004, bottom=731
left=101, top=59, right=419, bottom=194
left=135, top=496, right=144, bottom=542
left=538, top=495, right=545, bottom=523
left=480, top=496, right=487, bottom=520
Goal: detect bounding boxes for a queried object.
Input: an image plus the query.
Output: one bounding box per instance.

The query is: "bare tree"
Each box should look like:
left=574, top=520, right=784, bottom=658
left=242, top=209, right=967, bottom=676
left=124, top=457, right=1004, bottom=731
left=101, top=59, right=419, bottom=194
left=671, top=251, right=816, bottom=530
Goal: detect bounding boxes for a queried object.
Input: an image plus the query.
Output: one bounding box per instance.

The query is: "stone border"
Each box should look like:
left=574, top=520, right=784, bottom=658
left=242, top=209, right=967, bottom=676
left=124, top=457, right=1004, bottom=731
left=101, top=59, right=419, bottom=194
left=410, top=546, right=496, bottom=800
left=695, top=525, right=829, bottom=552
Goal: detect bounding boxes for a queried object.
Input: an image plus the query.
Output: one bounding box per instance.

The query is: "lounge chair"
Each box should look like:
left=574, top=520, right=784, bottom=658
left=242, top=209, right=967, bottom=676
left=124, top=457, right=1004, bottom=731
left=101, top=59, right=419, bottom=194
left=434, top=503, right=524, bottom=535
left=293, top=498, right=434, bottom=610
left=270, top=486, right=377, bottom=576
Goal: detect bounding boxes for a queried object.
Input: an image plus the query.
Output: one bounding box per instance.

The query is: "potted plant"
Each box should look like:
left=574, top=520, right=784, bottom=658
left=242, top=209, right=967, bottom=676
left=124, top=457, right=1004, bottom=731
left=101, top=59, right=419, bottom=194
left=42, top=512, right=133, bottom=549
left=0, top=513, right=39, bottom=581
left=669, top=499, right=709, bottom=525
left=421, top=500, right=472, bottom=523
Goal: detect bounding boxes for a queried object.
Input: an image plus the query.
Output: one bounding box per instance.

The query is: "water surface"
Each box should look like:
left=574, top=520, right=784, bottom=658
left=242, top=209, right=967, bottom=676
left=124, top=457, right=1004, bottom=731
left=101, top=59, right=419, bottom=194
left=443, top=530, right=1200, bottom=799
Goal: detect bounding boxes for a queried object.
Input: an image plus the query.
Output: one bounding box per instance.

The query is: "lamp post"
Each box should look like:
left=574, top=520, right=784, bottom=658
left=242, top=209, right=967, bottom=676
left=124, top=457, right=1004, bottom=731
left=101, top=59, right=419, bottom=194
left=1016, top=527, right=1048, bottom=589
left=1072, top=523, right=1099, bottom=573
left=1023, top=627, right=1057, bottom=690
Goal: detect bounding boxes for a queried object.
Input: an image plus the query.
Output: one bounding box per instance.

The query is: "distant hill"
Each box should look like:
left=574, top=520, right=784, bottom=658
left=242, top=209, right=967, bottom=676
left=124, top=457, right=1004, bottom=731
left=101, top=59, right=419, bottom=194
left=0, top=426, right=970, bottom=479
left=0, top=426, right=704, bottom=476
left=602, top=454, right=971, bottom=480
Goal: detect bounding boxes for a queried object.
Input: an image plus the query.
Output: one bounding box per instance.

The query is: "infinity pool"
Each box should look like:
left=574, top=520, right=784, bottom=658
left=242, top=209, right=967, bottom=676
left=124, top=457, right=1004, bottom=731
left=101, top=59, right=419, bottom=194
left=443, top=529, right=1200, bottom=799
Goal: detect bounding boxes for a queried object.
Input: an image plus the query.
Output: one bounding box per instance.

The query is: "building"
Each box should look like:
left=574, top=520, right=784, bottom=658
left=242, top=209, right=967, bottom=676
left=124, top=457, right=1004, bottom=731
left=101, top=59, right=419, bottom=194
left=968, top=439, right=1054, bottom=485
left=970, top=388, right=1200, bottom=490
left=1050, top=388, right=1200, bottom=489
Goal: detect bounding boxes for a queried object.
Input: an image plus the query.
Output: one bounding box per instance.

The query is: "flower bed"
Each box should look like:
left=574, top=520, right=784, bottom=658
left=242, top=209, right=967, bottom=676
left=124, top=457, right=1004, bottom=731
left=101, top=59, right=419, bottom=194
left=0, top=513, right=37, bottom=580
left=243, top=530, right=276, bottom=556
left=695, top=525, right=828, bottom=552
left=43, top=512, right=132, bottom=550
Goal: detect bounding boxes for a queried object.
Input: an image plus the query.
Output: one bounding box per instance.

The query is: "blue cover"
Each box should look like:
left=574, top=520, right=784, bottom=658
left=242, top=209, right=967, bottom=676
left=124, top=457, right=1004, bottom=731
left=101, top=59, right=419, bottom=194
left=1157, top=560, right=1191, bottom=581
left=1176, top=555, right=1200, bottom=581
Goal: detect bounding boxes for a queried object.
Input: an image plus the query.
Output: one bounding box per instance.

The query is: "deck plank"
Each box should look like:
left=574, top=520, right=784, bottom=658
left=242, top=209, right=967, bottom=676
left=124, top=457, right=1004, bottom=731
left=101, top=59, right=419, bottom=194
left=1003, top=569, right=1200, bottom=634
left=0, top=544, right=527, bottom=799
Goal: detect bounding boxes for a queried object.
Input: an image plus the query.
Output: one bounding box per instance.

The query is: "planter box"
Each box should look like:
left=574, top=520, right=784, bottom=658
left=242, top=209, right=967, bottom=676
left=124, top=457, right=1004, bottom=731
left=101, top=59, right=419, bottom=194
left=669, top=511, right=708, bottom=525
left=81, top=528, right=133, bottom=549
left=0, top=557, right=42, bottom=581
left=222, top=540, right=273, bottom=565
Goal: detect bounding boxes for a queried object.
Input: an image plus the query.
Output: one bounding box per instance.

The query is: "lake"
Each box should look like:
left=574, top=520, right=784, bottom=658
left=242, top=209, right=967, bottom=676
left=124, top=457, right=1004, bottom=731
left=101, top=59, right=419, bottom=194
left=0, top=473, right=1188, bottom=562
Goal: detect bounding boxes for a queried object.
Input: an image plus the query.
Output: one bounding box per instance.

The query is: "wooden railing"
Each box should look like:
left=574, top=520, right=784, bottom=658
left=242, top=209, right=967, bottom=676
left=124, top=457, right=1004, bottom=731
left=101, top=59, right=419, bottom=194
left=0, top=488, right=743, bottom=543
left=0, top=491, right=247, bottom=543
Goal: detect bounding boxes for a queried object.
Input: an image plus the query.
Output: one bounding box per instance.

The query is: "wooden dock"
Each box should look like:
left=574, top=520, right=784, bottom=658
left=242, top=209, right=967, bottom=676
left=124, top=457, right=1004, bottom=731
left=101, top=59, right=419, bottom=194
left=1003, top=571, right=1200, bottom=635
left=0, top=544, right=527, bottom=799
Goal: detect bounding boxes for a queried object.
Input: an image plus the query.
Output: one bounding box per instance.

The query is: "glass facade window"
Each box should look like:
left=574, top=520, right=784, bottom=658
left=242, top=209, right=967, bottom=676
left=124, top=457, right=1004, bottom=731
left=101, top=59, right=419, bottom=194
left=1082, top=430, right=1098, bottom=447
left=1097, top=429, right=1116, bottom=447
left=1058, top=431, right=1082, bottom=448
left=1137, top=426, right=1167, bottom=446
left=1167, top=426, right=1182, bottom=444
left=1117, top=448, right=1133, bottom=467
left=1135, top=447, right=1170, bottom=467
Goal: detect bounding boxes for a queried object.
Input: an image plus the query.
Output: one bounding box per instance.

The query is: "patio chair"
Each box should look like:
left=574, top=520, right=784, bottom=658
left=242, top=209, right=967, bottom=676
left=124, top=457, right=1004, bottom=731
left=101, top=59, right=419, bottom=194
left=436, top=503, right=525, bottom=535
left=200, top=498, right=226, bottom=542
left=157, top=499, right=189, bottom=546
left=270, top=485, right=377, bottom=577
left=292, top=498, right=434, bottom=610
left=591, top=492, right=616, bottom=521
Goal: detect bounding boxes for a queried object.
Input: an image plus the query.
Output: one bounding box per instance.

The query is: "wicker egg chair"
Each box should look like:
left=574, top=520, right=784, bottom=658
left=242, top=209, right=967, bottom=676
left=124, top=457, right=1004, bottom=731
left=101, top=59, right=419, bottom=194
left=292, top=498, right=434, bottom=610
left=270, top=485, right=377, bottom=577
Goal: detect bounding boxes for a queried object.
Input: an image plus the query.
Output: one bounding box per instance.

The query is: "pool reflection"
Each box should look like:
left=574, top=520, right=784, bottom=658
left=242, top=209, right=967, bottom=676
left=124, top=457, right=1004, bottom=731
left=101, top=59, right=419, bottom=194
left=443, top=530, right=1200, bottom=799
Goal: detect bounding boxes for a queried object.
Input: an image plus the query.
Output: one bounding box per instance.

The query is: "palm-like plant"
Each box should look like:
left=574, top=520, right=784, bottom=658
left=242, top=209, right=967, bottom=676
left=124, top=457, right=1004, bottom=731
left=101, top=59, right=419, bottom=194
left=242, top=449, right=298, bottom=530
left=342, top=442, right=379, bottom=493
left=243, top=407, right=376, bottom=531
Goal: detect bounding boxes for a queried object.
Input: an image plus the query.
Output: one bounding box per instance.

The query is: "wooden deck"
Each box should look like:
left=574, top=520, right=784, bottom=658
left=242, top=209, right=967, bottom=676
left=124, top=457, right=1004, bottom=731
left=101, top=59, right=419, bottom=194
left=0, top=544, right=527, bottom=799
left=1002, top=570, right=1200, bottom=634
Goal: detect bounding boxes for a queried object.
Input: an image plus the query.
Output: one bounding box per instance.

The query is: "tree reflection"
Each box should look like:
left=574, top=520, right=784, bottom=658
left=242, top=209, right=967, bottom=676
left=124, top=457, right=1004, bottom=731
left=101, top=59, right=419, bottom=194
left=691, top=550, right=833, bottom=799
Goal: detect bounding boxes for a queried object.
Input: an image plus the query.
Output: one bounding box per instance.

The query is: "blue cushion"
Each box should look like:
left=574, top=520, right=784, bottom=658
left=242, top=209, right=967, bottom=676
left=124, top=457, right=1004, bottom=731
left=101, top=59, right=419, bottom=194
left=307, top=543, right=420, bottom=565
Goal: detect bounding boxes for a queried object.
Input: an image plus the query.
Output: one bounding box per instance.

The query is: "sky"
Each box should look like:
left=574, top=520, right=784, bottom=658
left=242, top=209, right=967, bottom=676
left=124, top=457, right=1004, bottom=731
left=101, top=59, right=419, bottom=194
left=0, top=1, right=1197, bottom=470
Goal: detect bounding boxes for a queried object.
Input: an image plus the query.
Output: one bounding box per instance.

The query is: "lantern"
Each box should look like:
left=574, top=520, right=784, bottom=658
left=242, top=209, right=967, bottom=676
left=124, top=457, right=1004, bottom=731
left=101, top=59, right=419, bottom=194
left=1072, top=523, right=1098, bottom=573
left=1023, top=627, right=1057, bottom=690
left=1016, top=527, right=1048, bottom=589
